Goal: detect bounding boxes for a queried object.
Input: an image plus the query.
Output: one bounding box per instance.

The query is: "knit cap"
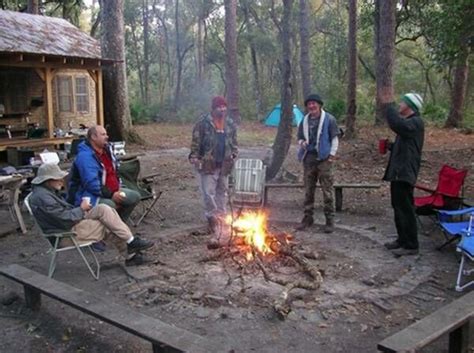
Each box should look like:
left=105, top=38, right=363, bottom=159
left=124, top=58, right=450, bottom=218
left=304, top=94, right=324, bottom=106
left=211, top=96, right=227, bottom=109
left=402, top=93, right=423, bottom=113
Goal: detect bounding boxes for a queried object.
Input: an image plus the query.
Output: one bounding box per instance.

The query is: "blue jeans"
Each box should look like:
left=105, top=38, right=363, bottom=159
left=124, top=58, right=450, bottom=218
left=197, top=168, right=228, bottom=220
left=99, top=187, right=140, bottom=221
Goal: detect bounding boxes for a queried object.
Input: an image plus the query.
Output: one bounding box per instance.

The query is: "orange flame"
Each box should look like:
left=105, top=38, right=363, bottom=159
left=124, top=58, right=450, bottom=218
left=226, top=211, right=274, bottom=257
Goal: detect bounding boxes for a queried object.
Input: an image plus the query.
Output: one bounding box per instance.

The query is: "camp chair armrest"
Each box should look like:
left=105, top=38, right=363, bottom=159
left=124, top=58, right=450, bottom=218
left=43, top=231, right=77, bottom=238
left=436, top=207, right=474, bottom=217
left=414, top=184, right=436, bottom=193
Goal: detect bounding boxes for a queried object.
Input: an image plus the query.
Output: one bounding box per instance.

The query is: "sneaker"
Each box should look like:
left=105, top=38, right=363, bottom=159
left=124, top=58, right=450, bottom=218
left=296, top=215, right=314, bottom=231
left=127, top=237, right=154, bottom=254
left=91, top=240, right=106, bottom=253
left=324, top=218, right=334, bottom=233
left=125, top=253, right=150, bottom=267
left=384, top=240, right=402, bottom=250
left=392, top=248, right=419, bottom=257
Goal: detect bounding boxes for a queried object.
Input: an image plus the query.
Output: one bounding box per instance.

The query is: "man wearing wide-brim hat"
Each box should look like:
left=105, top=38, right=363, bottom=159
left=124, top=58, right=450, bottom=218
left=29, top=163, right=155, bottom=266
left=382, top=92, right=425, bottom=257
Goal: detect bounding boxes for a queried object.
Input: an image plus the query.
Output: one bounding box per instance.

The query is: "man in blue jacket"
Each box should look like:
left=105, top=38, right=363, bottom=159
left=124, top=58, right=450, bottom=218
left=68, top=125, right=140, bottom=221
left=296, top=94, right=340, bottom=233
left=382, top=93, right=424, bottom=257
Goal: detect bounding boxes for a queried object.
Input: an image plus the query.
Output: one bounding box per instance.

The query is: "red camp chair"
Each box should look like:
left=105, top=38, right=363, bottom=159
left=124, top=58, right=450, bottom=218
left=415, top=165, right=468, bottom=217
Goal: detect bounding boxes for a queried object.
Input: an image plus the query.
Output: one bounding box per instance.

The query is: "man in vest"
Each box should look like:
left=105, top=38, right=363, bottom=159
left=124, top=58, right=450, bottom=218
left=296, top=94, right=340, bottom=233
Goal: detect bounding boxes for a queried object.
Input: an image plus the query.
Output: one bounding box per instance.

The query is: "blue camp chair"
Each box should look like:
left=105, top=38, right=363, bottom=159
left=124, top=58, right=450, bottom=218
left=455, top=211, right=474, bottom=292
left=436, top=207, right=474, bottom=250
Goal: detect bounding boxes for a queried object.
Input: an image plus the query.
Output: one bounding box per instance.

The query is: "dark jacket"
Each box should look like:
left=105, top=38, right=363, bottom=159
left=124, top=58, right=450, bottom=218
left=383, top=103, right=424, bottom=186
left=67, top=141, right=119, bottom=206
left=189, top=113, right=238, bottom=175
left=30, top=185, right=84, bottom=234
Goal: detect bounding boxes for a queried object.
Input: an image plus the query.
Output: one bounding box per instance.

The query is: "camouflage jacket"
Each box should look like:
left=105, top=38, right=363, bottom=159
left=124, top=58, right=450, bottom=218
left=189, top=113, right=238, bottom=175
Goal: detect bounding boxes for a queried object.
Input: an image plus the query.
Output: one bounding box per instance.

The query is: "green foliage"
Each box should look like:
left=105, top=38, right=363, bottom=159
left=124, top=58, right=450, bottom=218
left=422, top=102, right=448, bottom=122
left=325, top=99, right=346, bottom=121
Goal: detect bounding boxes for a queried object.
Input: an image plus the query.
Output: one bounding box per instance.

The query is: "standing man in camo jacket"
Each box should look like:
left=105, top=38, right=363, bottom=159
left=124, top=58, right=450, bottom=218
left=296, top=94, right=340, bottom=233
left=189, top=96, right=238, bottom=245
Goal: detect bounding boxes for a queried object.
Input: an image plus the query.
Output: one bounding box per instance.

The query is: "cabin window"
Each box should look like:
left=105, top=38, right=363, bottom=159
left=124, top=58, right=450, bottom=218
left=57, top=76, right=73, bottom=112
left=0, top=71, right=28, bottom=114
left=75, top=76, right=89, bottom=113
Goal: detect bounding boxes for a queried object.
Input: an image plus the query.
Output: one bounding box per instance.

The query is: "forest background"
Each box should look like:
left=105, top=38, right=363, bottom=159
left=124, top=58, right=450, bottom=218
left=2, top=0, right=472, bottom=130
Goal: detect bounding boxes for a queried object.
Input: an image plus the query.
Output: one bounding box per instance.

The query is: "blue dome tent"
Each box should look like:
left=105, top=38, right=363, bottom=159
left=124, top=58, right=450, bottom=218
left=264, top=104, right=305, bottom=127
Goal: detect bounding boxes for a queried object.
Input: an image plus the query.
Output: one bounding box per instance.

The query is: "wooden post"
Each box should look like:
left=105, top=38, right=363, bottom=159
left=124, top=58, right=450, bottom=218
left=24, top=285, right=41, bottom=311
left=44, top=68, right=54, bottom=138
left=96, top=70, right=104, bottom=126
left=448, top=321, right=470, bottom=353
left=335, top=187, right=343, bottom=212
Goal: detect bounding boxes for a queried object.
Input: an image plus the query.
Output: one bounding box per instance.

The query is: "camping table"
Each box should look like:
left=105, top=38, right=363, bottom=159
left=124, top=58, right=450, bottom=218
left=0, top=175, right=28, bottom=234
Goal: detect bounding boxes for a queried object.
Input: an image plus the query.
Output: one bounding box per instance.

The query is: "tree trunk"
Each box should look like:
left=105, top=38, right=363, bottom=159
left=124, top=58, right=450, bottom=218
left=173, top=0, right=182, bottom=112
left=27, top=0, right=39, bottom=14
left=266, top=0, right=294, bottom=181
left=445, top=45, right=469, bottom=128
left=345, top=0, right=357, bottom=139
left=250, top=44, right=263, bottom=121
left=224, top=0, right=241, bottom=124
left=142, top=0, right=150, bottom=105
left=374, top=0, right=396, bottom=124
left=298, top=0, right=311, bottom=100
left=99, top=0, right=132, bottom=141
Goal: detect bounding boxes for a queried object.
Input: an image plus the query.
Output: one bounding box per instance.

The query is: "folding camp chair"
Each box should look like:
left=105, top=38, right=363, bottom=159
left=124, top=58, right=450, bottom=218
left=454, top=210, right=474, bottom=292
left=230, top=158, right=266, bottom=208
left=24, top=194, right=100, bottom=280
left=118, top=158, right=163, bottom=227
left=415, top=165, right=468, bottom=231
left=436, top=207, right=474, bottom=250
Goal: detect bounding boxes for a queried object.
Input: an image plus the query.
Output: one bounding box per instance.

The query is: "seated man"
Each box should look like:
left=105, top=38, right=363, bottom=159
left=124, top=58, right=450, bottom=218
left=30, top=163, right=154, bottom=266
left=68, top=125, right=140, bottom=221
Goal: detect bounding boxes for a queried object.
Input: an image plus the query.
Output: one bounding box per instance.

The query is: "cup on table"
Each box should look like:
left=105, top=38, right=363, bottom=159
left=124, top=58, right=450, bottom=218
left=82, top=196, right=91, bottom=206
left=378, top=139, right=389, bottom=155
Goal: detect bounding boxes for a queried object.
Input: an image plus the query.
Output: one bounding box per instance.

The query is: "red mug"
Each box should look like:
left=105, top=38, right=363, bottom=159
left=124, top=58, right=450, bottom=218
left=379, top=139, right=389, bottom=155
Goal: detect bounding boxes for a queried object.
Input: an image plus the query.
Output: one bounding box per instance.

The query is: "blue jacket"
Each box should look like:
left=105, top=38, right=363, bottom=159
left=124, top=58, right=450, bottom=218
left=67, top=141, right=119, bottom=206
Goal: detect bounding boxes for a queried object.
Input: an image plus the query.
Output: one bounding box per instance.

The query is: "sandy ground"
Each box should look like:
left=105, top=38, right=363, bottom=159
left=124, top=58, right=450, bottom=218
left=0, top=122, right=473, bottom=352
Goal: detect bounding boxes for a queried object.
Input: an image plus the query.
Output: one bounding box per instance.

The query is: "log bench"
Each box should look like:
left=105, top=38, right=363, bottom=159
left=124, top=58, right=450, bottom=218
left=263, top=182, right=381, bottom=211
left=377, top=290, right=474, bottom=353
left=0, top=264, right=226, bottom=353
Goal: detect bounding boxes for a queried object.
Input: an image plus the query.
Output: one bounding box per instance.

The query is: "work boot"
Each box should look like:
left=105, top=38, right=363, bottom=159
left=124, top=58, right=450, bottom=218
left=384, top=240, right=402, bottom=250
left=324, top=218, right=334, bottom=233
left=296, top=215, right=314, bottom=231
left=392, top=248, right=419, bottom=257
left=127, top=237, right=154, bottom=254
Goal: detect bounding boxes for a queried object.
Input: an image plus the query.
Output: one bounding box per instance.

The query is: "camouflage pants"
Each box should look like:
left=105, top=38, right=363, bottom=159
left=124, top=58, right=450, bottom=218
left=302, top=154, right=335, bottom=220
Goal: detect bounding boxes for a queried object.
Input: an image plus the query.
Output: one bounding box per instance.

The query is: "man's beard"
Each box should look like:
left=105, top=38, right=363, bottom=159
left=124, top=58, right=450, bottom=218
left=213, top=111, right=224, bottom=119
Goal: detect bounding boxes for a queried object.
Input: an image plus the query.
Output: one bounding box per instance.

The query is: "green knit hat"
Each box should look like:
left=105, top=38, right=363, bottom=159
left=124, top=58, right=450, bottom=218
left=402, top=93, right=423, bottom=113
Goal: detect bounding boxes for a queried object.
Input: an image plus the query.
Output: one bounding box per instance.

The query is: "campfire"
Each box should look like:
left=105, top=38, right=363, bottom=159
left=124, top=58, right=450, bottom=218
left=225, top=210, right=292, bottom=260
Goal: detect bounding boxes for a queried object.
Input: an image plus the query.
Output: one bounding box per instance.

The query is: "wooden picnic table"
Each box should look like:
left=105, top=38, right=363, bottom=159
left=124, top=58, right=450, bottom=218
left=0, top=175, right=28, bottom=234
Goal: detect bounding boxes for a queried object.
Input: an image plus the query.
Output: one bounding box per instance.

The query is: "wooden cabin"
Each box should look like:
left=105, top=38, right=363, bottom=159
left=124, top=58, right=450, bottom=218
left=0, top=10, right=112, bottom=156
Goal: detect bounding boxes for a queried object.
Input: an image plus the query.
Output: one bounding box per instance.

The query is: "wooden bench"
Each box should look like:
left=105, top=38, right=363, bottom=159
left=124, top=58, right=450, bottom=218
left=263, top=183, right=381, bottom=211
left=378, top=290, right=474, bottom=353
left=0, top=264, right=226, bottom=353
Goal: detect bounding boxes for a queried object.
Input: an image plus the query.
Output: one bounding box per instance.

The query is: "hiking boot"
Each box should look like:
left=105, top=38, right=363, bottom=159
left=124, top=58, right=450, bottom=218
left=392, top=248, right=419, bottom=257
left=125, top=252, right=151, bottom=267
left=384, top=240, right=402, bottom=250
left=324, top=218, right=335, bottom=233
left=296, top=215, right=314, bottom=231
left=127, top=237, right=154, bottom=254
